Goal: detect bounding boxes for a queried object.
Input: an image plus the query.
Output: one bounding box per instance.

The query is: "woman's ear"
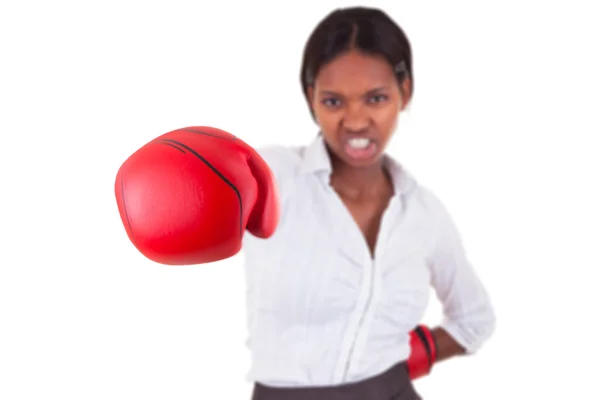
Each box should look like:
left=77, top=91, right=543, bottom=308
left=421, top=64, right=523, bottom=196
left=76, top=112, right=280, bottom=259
left=306, top=86, right=318, bottom=119
left=399, top=78, right=412, bottom=111
left=306, top=86, right=314, bottom=107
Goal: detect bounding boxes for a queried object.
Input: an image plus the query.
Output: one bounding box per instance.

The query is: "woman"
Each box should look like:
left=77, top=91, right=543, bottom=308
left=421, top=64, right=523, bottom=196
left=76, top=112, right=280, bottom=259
left=242, top=6, right=496, bottom=400
left=115, top=6, right=496, bottom=400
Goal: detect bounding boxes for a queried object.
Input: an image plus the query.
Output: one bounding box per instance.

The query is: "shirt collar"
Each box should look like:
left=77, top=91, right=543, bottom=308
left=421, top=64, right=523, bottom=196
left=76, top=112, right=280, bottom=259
left=299, top=134, right=332, bottom=175
left=299, top=134, right=415, bottom=196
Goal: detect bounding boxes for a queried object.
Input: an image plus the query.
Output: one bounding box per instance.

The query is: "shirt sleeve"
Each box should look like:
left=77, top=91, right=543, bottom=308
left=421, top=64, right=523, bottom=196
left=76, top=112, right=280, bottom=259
left=424, top=191, right=496, bottom=354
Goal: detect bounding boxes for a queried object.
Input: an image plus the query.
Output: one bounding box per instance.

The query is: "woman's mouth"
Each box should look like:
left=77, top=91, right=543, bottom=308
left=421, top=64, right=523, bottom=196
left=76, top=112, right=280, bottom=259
left=343, top=137, right=378, bottom=161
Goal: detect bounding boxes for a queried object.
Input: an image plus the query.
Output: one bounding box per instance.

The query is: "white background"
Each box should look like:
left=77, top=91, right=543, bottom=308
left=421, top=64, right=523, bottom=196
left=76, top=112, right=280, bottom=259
left=1, top=0, right=599, bottom=399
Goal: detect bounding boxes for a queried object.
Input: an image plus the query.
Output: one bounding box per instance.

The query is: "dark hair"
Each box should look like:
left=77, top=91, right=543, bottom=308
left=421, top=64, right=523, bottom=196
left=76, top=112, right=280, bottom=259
left=300, top=7, right=413, bottom=118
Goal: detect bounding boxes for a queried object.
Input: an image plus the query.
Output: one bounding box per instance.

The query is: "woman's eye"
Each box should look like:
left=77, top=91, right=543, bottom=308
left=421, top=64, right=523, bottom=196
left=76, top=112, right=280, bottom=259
left=368, top=94, right=388, bottom=104
left=322, top=98, right=341, bottom=108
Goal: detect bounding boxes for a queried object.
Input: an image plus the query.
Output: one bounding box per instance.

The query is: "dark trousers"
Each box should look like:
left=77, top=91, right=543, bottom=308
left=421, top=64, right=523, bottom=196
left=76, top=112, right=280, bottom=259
left=251, top=361, right=421, bottom=400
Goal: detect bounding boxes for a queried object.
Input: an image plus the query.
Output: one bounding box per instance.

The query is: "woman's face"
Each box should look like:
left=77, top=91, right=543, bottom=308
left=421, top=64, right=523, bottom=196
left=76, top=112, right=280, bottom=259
left=308, top=50, right=409, bottom=169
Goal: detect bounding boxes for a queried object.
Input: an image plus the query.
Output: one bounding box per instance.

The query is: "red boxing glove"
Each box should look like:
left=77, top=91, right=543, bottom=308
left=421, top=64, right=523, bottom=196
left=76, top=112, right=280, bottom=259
left=115, top=126, right=280, bottom=265
left=407, top=325, right=438, bottom=380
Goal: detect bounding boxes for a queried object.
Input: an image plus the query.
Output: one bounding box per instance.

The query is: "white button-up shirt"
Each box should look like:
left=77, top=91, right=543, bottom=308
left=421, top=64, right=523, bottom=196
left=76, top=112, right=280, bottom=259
left=242, top=135, right=495, bottom=387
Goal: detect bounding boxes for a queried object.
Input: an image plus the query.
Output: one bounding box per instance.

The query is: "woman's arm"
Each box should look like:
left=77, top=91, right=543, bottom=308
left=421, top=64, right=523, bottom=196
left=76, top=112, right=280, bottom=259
left=425, top=190, right=496, bottom=358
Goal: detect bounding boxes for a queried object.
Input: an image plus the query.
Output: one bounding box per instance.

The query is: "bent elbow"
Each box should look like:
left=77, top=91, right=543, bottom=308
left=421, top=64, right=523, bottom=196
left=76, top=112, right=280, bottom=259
left=442, top=304, right=496, bottom=354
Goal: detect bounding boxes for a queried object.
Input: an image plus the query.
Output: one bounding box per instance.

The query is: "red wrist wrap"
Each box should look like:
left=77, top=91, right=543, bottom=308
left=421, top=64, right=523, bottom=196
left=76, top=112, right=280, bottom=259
left=407, top=324, right=438, bottom=380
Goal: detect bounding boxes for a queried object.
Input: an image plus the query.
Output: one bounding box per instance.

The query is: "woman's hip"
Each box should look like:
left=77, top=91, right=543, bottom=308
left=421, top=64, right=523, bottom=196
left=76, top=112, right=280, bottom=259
left=251, top=361, right=421, bottom=400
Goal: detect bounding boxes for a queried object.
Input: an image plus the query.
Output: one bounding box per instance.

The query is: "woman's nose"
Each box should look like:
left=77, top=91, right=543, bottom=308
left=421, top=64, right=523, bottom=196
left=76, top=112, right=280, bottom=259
left=341, top=104, right=370, bottom=132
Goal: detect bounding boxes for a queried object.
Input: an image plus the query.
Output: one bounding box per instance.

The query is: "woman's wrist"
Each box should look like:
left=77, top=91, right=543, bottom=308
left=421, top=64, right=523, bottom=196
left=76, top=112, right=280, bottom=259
left=431, top=326, right=467, bottom=362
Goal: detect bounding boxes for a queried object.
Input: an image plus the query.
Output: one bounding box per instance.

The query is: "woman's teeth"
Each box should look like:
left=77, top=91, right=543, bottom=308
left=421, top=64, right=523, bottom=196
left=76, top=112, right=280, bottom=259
left=348, top=138, right=371, bottom=149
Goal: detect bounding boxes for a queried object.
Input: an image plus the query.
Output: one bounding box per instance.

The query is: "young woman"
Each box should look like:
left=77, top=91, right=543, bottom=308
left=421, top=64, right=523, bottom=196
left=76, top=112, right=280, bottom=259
left=115, top=6, right=496, bottom=400
left=242, top=7, right=496, bottom=399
